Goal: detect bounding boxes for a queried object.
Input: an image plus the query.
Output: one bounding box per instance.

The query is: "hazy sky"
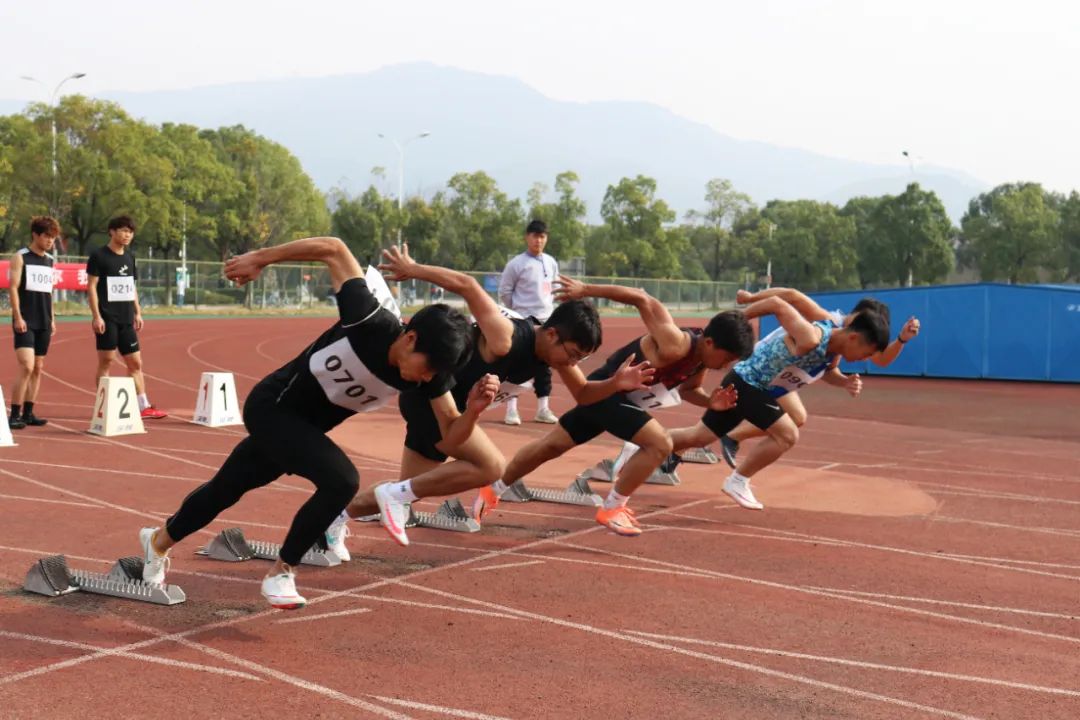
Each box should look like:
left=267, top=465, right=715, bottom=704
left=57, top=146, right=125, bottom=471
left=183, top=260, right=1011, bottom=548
left=3, top=0, right=1077, bottom=192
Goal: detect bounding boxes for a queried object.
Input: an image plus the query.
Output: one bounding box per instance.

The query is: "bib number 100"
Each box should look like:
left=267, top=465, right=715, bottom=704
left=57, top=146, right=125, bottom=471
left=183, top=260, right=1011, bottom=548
left=324, top=355, right=379, bottom=404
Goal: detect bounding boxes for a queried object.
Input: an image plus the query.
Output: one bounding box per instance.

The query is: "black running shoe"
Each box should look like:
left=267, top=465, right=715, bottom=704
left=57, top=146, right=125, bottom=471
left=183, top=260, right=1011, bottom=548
left=8, top=415, right=26, bottom=430
left=720, top=435, right=739, bottom=468
left=21, top=413, right=47, bottom=427
left=660, top=452, right=682, bottom=474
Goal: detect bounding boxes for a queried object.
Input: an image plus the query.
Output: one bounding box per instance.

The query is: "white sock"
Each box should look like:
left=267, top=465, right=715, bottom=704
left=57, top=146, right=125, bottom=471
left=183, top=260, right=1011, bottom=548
left=389, top=479, right=418, bottom=503
left=537, top=396, right=550, bottom=412
left=612, top=442, right=639, bottom=474
left=492, top=479, right=509, bottom=495
left=505, top=397, right=518, bottom=415
left=137, top=394, right=150, bottom=411
left=729, top=471, right=749, bottom=484
left=603, top=489, right=629, bottom=510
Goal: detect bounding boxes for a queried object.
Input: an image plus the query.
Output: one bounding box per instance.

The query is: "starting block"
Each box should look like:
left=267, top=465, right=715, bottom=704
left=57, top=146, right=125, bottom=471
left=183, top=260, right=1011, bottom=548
left=408, top=498, right=481, bottom=533
left=498, top=476, right=602, bottom=507
left=192, top=372, right=241, bottom=427
left=355, top=499, right=481, bottom=533
left=681, top=447, right=719, bottom=464
left=89, top=376, right=146, bottom=437
left=24, top=554, right=186, bottom=605
left=580, top=458, right=681, bottom=486
left=0, top=385, right=14, bottom=447
left=196, top=527, right=341, bottom=567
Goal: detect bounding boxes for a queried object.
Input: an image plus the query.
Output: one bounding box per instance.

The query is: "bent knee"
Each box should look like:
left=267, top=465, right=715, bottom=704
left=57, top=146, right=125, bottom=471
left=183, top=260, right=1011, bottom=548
left=639, top=433, right=674, bottom=461
left=482, top=454, right=507, bottom=483
left=325, top=465, right=361, bottom=502
left=773, top=425, right=800, bottom=451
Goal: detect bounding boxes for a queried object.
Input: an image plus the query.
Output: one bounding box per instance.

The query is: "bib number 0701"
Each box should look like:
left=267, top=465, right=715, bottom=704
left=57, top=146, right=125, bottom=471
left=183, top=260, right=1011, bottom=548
left=324, top=354, right=379, bottom=404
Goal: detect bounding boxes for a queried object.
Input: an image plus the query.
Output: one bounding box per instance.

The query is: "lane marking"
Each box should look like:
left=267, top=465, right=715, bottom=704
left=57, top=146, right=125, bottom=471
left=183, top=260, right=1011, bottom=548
left=275, top=608, right=372, bottom=625
left=470, top=560, right=546, bottom=573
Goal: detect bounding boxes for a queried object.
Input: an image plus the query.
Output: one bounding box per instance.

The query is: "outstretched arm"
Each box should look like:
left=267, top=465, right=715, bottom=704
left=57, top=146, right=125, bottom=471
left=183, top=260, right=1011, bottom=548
left=430, top=375, right=500, bottom=447
left=553, top=353, right=656, bottom=406
left=741, top=296, right=821, bottom=354
left=555, top=277, right=689, bottom=362
left=736, top=287, right=830, bottom=322
left=380, top=244, right=514, bottom=357
left=871, top=316, right=920, bottom=367
left=225, top=236, right=363, bottom=292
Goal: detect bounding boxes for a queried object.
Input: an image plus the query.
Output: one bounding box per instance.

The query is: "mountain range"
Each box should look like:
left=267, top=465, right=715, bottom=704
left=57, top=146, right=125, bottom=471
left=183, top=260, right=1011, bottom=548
left=0, top=63, right=987, bottom=221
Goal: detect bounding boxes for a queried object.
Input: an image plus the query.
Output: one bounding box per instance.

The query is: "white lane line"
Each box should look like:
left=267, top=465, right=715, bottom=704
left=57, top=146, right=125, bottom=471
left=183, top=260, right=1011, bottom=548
left=802, top=586, right=1080, bottom=621
left=551, top=540, right=1080, bottom=648
left=914, top=449, right=944, bottom=455
left=931, top=515, right=1080, bottom=539
left=470, top=560, right=546, bottom=573
left=0, top=493, right=102, bottom=509
left=396, top=582, right=981, bottom=720
left=368, top=695, right=514, bottom=720
left=0, top=630, right=263, bottom=682
left=625, top=629, right=1080, bottom=698
left=352, top=594, right=523, bottom=621
left=919, top=485, right=1080, bottom=507
left=275, top=608, right=373, bottom=625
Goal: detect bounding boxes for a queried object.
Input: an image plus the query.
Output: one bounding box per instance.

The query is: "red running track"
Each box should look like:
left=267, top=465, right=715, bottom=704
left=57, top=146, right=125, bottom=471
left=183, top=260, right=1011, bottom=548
left=1, top=315, right=1080, bottom=719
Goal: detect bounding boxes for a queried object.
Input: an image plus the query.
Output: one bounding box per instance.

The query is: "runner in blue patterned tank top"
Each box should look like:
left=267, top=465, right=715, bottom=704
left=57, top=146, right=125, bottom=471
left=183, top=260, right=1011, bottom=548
left=714, top=287, right=921, bottom=468
left=668, top=294, right=891, bottom=510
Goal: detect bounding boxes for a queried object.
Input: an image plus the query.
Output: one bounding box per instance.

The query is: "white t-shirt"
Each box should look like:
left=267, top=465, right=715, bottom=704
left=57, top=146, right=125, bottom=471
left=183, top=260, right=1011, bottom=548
left=498, top=252, right=559, bottom=321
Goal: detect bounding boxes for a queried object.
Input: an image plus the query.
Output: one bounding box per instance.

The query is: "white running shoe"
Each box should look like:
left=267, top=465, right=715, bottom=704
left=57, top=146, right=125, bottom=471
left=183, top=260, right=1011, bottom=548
left=504, top=408, right=522, bottom=426
left=534, top=408, right=558, bottom=424
left=374, top=483, right=410, bottom=546
left=325, top=510, right=352, bottom=562
left=261, top=567, right=306, bottom=610
left=722, top=474, right=764, bottom=510
left=139, top=527, right=170, bottom=585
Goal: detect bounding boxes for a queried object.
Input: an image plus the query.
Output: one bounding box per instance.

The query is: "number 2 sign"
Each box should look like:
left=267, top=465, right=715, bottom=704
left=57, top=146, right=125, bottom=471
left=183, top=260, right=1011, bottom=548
left=88, top=377, right=146, bottom=437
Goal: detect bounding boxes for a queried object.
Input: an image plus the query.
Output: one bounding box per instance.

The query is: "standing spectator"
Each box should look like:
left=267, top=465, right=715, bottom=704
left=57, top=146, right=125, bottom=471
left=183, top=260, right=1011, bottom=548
left=498, top=219, right=560, bottom=425
left=8, top=216, right=60, bottom=429
left=86, top=215, right=168, bottom=420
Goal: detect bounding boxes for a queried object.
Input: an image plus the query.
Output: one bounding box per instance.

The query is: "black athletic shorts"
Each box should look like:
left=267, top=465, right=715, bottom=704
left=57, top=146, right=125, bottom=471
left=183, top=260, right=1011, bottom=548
left=400, top=391, right=450, bottom=463
left=95, top=320, right=140, bottom=355
left=701, top=370, right=787, bottom=438
left=14, top=327, right=52, bottom=355
left=558, top=391, right=654, bottom=446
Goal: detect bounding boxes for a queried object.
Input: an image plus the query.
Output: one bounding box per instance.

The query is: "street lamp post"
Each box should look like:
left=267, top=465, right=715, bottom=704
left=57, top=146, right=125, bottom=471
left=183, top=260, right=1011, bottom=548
left=377, top=131, right=431, bottom=244
left=20, top=72, right=87, bottom=216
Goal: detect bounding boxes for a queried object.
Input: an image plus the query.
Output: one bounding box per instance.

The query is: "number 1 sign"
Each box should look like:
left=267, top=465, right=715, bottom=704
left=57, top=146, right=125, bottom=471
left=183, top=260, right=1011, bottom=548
left=88, top=377, right=146, bottom=437
left=192, top=372, right=242, bottom=427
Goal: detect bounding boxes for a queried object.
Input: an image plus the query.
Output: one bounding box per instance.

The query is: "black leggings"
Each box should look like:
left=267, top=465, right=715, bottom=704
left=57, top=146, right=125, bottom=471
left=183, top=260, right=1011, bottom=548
left=165, top=385, right=359, bottom=566
left=533, top=363, right=552, bottom=399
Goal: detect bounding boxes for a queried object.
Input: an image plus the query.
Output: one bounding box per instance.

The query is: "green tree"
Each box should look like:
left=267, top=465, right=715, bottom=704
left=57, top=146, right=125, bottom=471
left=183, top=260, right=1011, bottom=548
left=759, top=200, right=858, bottom=290
left=686, top=178, right=755, bottom=280
left=331, top=185, right=398, bottom=266
left=0, top=113, right=50, bottom=252
left=600, top=175, right=677, bottom=277
left=960, top=183, right=1061, bottom=284
left=201, top=125, right=330, bottom=261
left=840, top=196, right=884, bottom=288
left=868, top=184, right=954, bottom=286
left=1059, top=191, right=1080, bottom=281
left=436, top=171, right=523, bottom=270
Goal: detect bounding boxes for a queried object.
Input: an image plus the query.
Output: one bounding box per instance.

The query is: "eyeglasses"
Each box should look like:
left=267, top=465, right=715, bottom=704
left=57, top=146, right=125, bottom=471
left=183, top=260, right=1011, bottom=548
left=560, top=339, right=591, bottom=364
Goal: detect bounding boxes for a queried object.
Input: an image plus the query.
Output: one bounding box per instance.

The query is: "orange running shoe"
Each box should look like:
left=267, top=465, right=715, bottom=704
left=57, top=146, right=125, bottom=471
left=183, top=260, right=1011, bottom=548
left=473, top=484, right=501, bottom=523
left=595, top=505, right=643, bottom=537
left=141, top=406, right=168, bottom=420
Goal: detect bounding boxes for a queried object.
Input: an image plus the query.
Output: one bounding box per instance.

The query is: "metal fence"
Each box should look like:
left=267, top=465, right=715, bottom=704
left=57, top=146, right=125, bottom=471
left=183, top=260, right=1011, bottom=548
left=49, top=256, right=740, bottom=313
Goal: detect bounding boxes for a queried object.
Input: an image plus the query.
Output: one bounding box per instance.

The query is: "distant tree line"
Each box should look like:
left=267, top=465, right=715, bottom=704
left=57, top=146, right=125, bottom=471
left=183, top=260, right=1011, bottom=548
left=3, top=97, right=1078, bottom=289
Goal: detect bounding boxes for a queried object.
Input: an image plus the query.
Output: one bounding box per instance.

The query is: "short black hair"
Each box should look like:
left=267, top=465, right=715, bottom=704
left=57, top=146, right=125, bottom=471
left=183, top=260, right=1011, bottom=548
left=525, top=219, right=548, bottom=236
left=852, top=297, right=890, bottom=326
left=406, top=303, right=473, bottom=374
left=846, top=310, right=890, bottom=352
left=704, top=310, right=755, bottom=359
left=108, top=215, right=136, bottom=232
left=543, top=300, right=602, bottom=352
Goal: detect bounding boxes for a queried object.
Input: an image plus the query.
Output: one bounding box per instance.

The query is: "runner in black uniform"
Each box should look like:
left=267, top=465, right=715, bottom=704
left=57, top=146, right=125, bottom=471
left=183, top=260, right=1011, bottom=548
left=137, top=237, right=480, bottom=610
left=86, top=216, right=167, bottom=419
left=8, top=216, right=59, bottom=429
left=475, top=277, right=772, bottom=536
left=326, top=247, right=653, bottom=548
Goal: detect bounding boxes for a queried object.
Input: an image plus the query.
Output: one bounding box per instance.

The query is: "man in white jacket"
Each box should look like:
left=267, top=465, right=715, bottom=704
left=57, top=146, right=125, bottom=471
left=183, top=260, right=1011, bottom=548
left=498, top=219, right=560, bottom=424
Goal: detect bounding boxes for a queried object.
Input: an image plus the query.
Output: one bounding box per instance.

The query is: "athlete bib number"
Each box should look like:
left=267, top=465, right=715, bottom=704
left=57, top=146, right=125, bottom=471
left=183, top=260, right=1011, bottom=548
left=769, top=366, right=816, bottom=396
left=25, top=266, right=55, bottom=293
left=489, top=379, right=534, bottom=408
left=107, top=276, right=136, bottom=302
left=626, top=384, right=681, bottom=410
left=309, top=337, right=398, bottom=413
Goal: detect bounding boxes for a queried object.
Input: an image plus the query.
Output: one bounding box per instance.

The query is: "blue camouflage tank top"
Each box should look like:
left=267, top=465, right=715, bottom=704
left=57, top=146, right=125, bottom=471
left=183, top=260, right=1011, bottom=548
left=734, top=320, right=835, bottom=397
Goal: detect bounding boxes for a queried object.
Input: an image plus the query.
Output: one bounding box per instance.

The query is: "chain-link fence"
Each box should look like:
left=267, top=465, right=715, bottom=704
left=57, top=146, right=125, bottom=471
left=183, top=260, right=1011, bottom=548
left=50, top=256, right=740, bottom=314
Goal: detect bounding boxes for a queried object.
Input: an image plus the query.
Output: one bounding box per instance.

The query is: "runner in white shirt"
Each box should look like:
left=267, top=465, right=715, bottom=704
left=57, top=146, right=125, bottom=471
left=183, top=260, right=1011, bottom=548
left=498, top=219, right=560, bottom=425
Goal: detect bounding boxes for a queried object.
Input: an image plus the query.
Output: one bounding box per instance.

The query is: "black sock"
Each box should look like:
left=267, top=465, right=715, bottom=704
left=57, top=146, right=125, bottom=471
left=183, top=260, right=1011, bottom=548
left=10, top=403, right=20, bottom=419
left=22, top=401, right=34, bottom=419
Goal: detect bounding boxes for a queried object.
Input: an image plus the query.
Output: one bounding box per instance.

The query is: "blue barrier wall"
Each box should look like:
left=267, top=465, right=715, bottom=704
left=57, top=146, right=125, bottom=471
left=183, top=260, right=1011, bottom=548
left=755, top=283, right=1080, bottom=383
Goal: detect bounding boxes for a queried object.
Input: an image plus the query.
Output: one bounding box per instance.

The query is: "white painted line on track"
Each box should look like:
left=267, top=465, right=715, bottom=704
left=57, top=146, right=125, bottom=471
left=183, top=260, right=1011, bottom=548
left=274, top=608, right=372, bottom=625
left=368, top=695, right=514, bottom=720
left=802, top=585, right=1080, bottom=621
left=470, top=560, right=546, bottom=573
